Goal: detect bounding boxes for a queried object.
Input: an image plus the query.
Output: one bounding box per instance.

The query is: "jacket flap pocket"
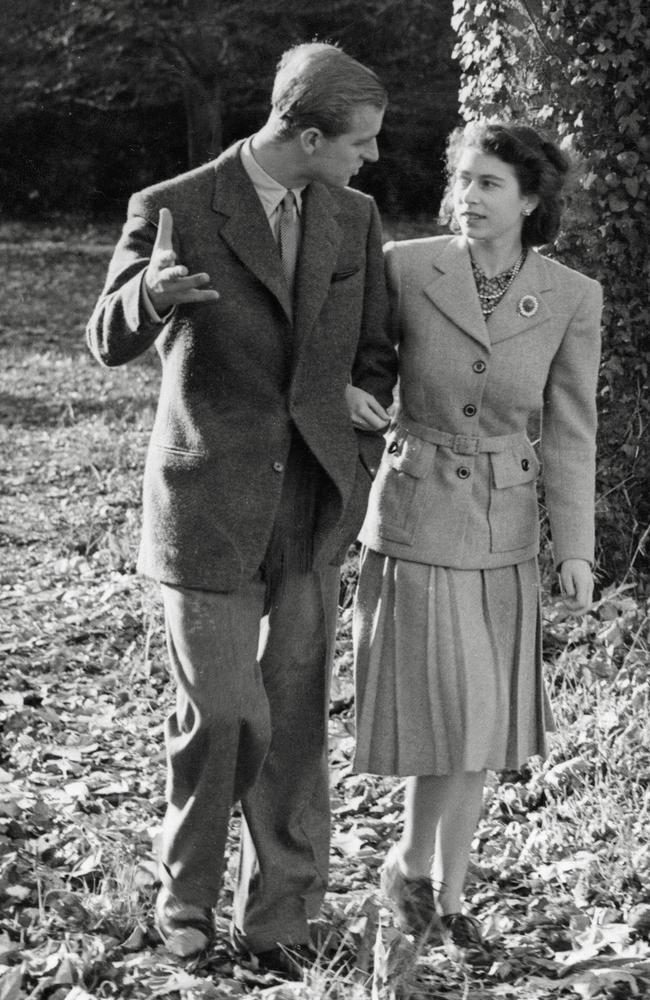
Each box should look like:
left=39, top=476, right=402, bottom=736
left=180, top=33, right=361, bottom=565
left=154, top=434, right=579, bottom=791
left=384, top=429, right=433, bottom=478
left=491, top=447, right=540, bottom=488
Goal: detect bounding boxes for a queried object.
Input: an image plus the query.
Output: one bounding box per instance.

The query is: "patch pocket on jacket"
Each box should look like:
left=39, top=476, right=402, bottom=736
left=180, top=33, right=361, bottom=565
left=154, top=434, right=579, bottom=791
left=489, top=444, right=540, bottom=552
left=374, top=430, right=435, bottom=544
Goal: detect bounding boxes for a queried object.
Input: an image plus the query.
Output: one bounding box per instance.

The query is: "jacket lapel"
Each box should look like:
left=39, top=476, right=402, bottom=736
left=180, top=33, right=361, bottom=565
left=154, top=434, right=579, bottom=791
left=211, top=143, right=293, bottom=320
left=424, top=238, right=555, bottom=347
left=423, top=238, right=490, bottom=350
left=293, top=182, right=342, bottom=338
left=487, top=250, right=553, bottom=344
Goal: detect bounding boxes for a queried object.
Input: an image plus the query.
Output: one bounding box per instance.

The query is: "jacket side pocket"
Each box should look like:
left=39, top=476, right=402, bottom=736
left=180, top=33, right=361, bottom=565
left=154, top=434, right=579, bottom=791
left=373, top=429, right=435, bottom=544
left=488, top=444, right=541, bottom=552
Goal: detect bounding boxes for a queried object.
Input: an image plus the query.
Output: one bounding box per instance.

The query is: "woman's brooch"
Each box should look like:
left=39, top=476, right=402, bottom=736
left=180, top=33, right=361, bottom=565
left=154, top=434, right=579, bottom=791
left=518, top=294, right=539, bottom=318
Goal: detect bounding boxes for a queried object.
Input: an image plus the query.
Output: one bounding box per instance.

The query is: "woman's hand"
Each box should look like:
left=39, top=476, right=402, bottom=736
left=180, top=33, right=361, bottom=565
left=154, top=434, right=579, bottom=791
left=558, top=559, right=593, bottom=614
left=345, top=385, right=391, bottom=431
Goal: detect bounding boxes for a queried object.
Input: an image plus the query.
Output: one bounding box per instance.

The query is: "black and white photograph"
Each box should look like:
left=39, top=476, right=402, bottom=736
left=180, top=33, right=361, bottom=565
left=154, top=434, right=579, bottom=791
left=1, top=2, right=649, bottom=997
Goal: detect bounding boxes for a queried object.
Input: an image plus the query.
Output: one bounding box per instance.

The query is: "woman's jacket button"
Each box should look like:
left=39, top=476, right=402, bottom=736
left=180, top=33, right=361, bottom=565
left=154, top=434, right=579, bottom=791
left=472, top=360, right=487, bottom=374
left=457, top=465, right=471, bottom=480
left=463, top=403, right=477, bottom=417
left=521, top=458, right=530, bottom=471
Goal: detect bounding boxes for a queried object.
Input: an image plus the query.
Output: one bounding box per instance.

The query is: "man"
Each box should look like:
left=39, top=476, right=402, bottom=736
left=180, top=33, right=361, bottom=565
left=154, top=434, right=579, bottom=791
left=86, top=42, right=396, bottom=974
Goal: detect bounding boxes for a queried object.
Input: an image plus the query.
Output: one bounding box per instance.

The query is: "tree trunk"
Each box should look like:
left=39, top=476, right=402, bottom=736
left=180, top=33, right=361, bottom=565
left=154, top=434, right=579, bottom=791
left=183, top=77, right=223, bottom=168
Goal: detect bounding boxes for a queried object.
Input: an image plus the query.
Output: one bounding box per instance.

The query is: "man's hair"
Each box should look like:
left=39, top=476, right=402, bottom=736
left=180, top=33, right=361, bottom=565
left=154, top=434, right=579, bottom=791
left=271, top=42, right=387, bottom=139
left=440, top=120, right=572, bottom=247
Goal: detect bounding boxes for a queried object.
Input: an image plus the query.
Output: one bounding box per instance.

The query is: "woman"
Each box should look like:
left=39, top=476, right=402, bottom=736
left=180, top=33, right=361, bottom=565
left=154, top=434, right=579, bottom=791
left=351, top=121, right=602, bottom=962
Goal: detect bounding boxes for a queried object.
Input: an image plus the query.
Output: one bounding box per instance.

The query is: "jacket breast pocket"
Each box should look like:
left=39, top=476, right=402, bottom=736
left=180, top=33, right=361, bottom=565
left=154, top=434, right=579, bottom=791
left=372, top=430, right=435, bottom=544
left=488, top=444, right=541, bottom=552
left=331, top=263, right=362, bottom=283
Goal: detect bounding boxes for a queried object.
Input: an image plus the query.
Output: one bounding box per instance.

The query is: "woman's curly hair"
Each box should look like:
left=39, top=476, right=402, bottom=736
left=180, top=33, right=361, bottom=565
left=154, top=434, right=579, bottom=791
left=439, top=120, right=571, bottom=247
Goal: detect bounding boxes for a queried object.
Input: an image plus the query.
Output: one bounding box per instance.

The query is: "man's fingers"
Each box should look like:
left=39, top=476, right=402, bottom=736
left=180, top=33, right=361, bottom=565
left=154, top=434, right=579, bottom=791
left=367, top=399, right=390, bottom=423
left=151, top=270, right=208, bottom=291
left=359, top=396, right=390, bottom=428
left=352, top=408, right=389, bottom=431
left=160, top=272, right=213, bottom=292
left=161, top=272, right=220, bottom=302
left=159, top=265, right=189, bottom=282
left=153, top=207, right=175, bottom=256
left=183, top=287, right=221, bottom=303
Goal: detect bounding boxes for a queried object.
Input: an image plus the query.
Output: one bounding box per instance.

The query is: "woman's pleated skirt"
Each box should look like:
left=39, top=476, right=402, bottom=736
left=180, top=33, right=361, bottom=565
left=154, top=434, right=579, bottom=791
left=353, top=549, right=554, bottom=777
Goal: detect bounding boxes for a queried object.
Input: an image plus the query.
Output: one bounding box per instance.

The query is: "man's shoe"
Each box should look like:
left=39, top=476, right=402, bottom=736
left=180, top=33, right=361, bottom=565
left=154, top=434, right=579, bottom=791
left=440, top=912, right=490, bottom=966
left=231, top=927, right=317, bottom=981
left=154, top=885, right=214, bottom=958
left=253, top=943, right=318, bottom=980
left=380, top=847, right=438, bottom=939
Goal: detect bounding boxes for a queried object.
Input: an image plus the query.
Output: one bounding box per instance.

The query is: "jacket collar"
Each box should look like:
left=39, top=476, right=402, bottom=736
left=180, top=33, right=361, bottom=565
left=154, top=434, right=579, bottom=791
left=210, top=140, right=342, bottom=327
left=423, top=235, right=555, bottom=350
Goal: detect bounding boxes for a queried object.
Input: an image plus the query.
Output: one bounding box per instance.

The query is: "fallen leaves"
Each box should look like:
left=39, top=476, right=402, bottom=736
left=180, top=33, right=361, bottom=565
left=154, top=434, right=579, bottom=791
left=3, top=225, right=650, bottom=999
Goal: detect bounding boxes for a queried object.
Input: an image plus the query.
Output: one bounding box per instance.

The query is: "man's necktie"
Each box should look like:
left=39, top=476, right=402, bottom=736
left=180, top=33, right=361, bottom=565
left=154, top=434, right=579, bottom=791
left=278, top=190, right=300, bottom=297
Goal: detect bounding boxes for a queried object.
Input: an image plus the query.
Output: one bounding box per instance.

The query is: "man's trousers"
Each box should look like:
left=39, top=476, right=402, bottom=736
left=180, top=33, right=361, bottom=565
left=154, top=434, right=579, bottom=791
left=158, top=560, right=340, bottom=951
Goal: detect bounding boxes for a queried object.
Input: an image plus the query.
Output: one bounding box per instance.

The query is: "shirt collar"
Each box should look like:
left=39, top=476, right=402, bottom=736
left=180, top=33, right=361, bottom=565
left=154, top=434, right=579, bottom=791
left=240, top=137, right=303, bottom=218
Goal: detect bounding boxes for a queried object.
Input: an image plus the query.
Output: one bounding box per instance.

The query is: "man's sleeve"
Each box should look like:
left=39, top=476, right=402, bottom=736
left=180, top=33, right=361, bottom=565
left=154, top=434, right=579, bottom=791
left=86, top=193, right=169, bottom=368
left=351, top=201, right=398, bottom=475
left=350, top=200, right=398, bottom=409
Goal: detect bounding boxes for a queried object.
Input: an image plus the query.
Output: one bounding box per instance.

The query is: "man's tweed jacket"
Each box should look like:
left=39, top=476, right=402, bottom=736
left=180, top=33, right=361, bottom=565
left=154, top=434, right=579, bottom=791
left=87, top=140, right=397, bottom=591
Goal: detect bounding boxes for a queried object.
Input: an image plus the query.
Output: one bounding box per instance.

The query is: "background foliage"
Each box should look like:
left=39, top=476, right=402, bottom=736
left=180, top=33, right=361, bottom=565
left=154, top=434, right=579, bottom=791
left=452, top=0, right=650, bottom=587
left=0, top=0, right=459, bottom=219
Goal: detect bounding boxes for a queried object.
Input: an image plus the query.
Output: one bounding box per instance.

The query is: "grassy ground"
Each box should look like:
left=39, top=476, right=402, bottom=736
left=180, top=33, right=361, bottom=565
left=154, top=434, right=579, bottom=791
left=1, top=219, right=650, bottom=1000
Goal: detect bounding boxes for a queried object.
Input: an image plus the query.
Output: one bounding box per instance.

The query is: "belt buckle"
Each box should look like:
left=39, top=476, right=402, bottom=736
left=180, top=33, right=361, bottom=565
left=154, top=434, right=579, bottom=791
left=453, top=434, right=479, bottom=455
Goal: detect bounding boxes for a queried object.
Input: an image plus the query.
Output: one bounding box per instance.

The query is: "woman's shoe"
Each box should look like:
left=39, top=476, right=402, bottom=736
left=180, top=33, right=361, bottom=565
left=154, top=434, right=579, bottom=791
left=380, top=848, right=438, bottom=938
left=440, top=912, right=490, bottom=966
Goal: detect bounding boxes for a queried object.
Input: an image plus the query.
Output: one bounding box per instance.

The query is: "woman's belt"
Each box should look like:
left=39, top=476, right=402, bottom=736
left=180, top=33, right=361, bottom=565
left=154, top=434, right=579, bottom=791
left=395, top=415, right=528, bottom=455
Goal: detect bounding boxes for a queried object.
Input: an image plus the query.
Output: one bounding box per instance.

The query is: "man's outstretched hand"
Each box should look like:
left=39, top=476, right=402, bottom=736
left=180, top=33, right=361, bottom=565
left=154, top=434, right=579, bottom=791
left=145, top=208, right=220, bottom=315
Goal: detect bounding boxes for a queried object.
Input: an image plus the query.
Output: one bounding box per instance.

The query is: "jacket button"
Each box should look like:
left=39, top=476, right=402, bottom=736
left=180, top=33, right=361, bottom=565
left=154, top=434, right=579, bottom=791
left=521, top=458, right=530, bottom=471
left=272, top=461, right=284, bottom=473
left=457, top=466, right=471, bottom=480
left=463, top=403, right=477, bottom=417
left=472, top=360, right=487, bottom=373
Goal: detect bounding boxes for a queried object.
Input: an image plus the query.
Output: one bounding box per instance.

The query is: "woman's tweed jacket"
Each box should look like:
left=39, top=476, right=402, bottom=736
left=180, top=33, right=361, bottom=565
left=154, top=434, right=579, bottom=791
left=359, top=235, right=602, bottom=569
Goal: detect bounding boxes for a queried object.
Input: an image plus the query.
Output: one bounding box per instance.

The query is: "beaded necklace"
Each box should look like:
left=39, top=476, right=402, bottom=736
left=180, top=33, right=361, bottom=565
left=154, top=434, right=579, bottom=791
left=471, top=249, right=527, bottom=317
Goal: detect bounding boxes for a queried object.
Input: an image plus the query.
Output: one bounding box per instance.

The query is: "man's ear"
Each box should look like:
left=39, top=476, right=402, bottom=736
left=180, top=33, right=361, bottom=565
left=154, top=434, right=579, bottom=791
left=299, top=127, right=324, bottom=156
